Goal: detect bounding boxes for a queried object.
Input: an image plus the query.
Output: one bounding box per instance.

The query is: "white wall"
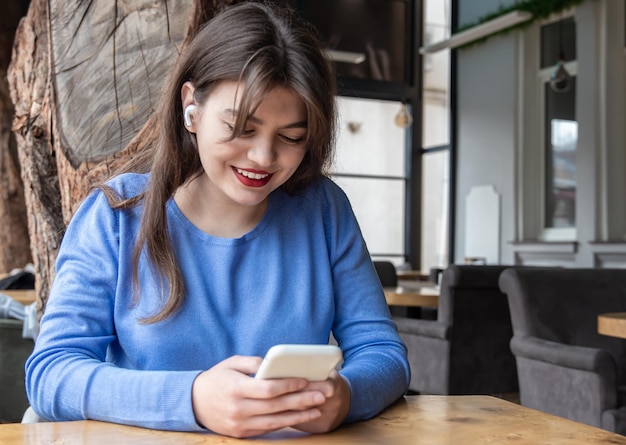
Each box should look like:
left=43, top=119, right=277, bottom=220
left=454, top=0, right=626, bottom=268
left=455, top=34, right=518, bottom=264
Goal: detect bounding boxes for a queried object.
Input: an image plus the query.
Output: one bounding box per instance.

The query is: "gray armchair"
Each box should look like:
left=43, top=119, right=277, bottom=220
left=0, top=319, right=34, bottom=422
left=393, top=265, right=518, bottom=395
left=499, top=267, right=626, bottom=435
left=373, top=261, right=397, bottom=287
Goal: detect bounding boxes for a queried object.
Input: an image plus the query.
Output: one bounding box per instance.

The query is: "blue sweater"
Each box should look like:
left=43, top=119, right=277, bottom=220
left=25, top=173, right=410, bottom=431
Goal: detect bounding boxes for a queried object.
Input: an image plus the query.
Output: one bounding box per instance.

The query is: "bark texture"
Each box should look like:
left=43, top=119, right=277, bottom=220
left=0, top=0, right=32, bottom=274
left=8, top=0, right=246, bottom=316
left=8, top=0, right=61, bottom=316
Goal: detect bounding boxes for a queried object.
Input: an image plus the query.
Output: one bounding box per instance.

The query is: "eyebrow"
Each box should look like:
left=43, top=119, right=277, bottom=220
left=224, top=108, right=307, bottom=129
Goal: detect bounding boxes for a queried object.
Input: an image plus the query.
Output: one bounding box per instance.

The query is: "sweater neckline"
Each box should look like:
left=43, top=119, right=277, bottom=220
left=167, top=190, right=281, bottom=244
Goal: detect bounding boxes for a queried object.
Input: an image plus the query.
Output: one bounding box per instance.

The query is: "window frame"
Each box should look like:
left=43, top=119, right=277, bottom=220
left=537, top=58, right=578, bottom=242
left=516, top=10, right=580, bottom=244
left=330, top=0, right=424, bottom=269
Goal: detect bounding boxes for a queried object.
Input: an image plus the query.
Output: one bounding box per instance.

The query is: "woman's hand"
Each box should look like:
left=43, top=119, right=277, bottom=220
left=292, top=370, right=351, bottom=433
left=191, top=355, right=329, bottom=438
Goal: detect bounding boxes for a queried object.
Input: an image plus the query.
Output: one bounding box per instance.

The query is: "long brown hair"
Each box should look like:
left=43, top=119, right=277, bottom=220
left=101, top=1, right=337, bottom=323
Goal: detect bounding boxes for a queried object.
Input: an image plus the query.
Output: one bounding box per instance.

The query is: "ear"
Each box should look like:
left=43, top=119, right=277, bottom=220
left=181, top=82, right=197, bottom=132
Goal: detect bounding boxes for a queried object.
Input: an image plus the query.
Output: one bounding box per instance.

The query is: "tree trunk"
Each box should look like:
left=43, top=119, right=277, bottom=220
left=8, top=0, right=62, bottom=316
left=0, top=1, right=32, bottom=274
left=8, top=0, right=245, bottom=317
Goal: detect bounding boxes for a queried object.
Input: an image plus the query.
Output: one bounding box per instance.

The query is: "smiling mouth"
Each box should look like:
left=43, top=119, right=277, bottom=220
left=233, top=167, right=273, bottom=187
left=236, top=168, right=269, bottom=180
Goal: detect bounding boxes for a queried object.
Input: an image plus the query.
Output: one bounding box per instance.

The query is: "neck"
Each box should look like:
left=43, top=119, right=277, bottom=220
left=173, top=177, right=268, bottom=238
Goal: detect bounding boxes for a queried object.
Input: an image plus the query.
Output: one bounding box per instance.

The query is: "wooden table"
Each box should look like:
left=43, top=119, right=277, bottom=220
left=1, top=396, right=624, bottom=444
left=396, top=269, right=429, bottom=281
left=384, top=286, right=438, bottom=307
left=598, top=312, right=626, bottom=339
left=1, top=287, right=440, bottom=310
left=1, top=289, right=36, bottom=306
left=4, top=287, right=439, bottom=310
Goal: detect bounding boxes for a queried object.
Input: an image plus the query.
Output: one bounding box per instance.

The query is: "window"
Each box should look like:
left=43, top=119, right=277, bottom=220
left=420, top=0, right=451, bottom=273
left=545, top=111, right=577, bottom=229
left=283, top=0, right=410, bottom=84
left=421, top=150, right=449, bottom=269
left=332, top=97, right=408, bottom=263
left=279, top=0, right=419, bottom=268
left=539, top=17, right=577, bottom=241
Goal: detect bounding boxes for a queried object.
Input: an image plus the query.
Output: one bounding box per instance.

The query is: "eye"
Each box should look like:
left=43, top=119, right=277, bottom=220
left=279, top=134, right=306, bottom=145
left=225, top=122, right=254, bottom=137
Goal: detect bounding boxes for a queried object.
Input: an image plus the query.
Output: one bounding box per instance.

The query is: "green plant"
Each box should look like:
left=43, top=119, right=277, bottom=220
left=455, top=0, right=593, bottom=48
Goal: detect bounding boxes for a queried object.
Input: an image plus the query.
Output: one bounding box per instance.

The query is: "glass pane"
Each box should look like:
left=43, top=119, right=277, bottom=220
left=334, top=97, right=407, bottom=177
left=332, top=176, right=406, bottom=256
left=420, top=150, right=449, bottom=273
left=540, top=18, right=576, bottom=68
left=422, top=0, right=451, bottom=148
left=544, top=80, right=577, bottom=229
left=288, top=0, right=408, bottom=83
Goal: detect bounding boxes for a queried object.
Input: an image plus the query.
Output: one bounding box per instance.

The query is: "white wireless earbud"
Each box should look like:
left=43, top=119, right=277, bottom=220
left=184, top=104, right=197, bottom=127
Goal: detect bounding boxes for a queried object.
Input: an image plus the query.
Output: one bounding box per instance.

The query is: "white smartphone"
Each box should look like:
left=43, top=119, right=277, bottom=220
left=255, top=344, right=343, bottom=381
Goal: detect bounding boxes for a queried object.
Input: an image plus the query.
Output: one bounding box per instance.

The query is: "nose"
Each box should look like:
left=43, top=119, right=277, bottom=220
left=247, top=136, right=277, bottom=167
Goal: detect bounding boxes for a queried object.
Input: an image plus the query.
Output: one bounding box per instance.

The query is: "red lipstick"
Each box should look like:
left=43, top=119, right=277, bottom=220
left=232, top=167, right=273, bottom=187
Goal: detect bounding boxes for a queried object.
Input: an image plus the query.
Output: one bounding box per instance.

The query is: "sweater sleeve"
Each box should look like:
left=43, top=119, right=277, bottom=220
left=321, top=180, right=410, bottom=422
left=24, top=186, right=204, bottom=431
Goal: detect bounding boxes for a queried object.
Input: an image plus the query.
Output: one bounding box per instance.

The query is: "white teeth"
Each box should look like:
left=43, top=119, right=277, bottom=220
left=236, top=168, right=269, bottom=180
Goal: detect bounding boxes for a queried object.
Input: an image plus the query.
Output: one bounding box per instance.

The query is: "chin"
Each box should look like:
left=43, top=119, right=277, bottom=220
left=233, top=191, right=272, bottom=208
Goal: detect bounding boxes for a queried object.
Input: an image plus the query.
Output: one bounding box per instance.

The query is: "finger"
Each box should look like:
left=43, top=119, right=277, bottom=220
left=243, top=375, right=310, bottom=400
left=217, top=355, right=264, bottom=375
left=304, top=372, right=340, bottom=397
left=305, top=382, right=334, bottom=398
left=228, top=408, right=323, bottom=438
left=235, top=387, right=327, bottom=420
left=251, top=408, right=323, bottom=433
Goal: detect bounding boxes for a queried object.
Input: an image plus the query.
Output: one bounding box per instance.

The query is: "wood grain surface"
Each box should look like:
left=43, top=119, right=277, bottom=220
left=384, top=286, right=439, bottom=307
left=1, top=396, right=625, bottom=444
left=598, top=312, right=626, bottom=339
left=49, top=0, right=192, bottom=166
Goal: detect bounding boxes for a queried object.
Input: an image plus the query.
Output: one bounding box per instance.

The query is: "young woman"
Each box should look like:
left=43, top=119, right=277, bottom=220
left=25, top=1, right=410, bottom=438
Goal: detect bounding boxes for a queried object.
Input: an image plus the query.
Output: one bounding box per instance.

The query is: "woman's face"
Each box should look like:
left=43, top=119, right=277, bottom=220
left=183, top=80, right=308, bottom=210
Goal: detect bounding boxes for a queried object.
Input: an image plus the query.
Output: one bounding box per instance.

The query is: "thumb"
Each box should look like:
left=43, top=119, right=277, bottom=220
left=217, top=355, right=264, bottom=375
